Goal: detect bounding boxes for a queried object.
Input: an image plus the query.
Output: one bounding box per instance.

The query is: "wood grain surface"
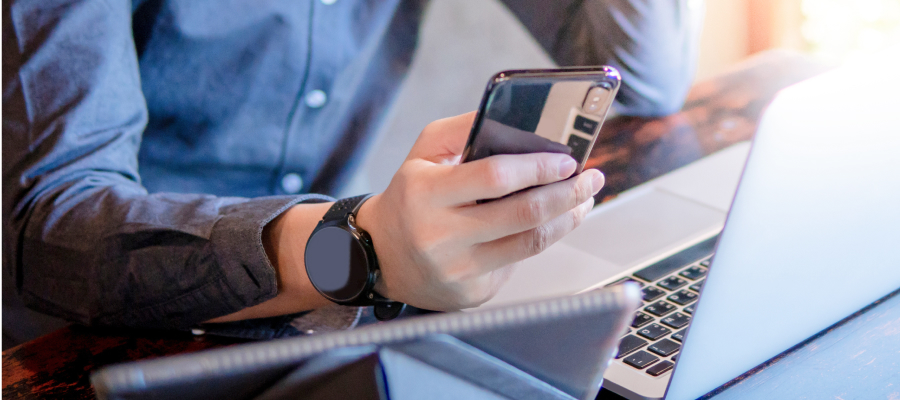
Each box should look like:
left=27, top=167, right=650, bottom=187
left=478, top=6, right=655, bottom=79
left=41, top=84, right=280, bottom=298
left=586, top=50, right=830, bottom=204
left=2, top=326, right=244, bottom=399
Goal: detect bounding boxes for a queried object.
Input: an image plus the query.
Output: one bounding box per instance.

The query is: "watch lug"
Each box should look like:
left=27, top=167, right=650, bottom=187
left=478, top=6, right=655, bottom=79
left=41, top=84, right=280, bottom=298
left=374, top=300, right=406, bottom=321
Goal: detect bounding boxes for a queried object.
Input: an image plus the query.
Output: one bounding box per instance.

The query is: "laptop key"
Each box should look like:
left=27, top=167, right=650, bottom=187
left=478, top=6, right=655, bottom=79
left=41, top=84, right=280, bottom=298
left=661, top=312, right=691, bottom=329
left=623, top=350, right=659, bottom=369
left=689, top=279, right=705, bottom=293
left=642, top=286, right=666, bottom=302
left=637, top=323, right=672, bottom=341
left=648, top=338, right=681, bottom=357
left=700, top=259, right=711, bottom=267
left=646, top=360, right=675, bottom=376
left=679, top=266, right=707, bottom=280
left=616, top=335, right=648, bottom=359
left=667, top=290, right=698, bottom=305
left=633, top=237, right=718, bottom=282
left=644, top=301, right=676, bottom=317
left=671, top=329, right=686, bottom=342
left=684, top=304, right=696, bottom=314
left=658, top=276, right=688, bottom=291
left=632, top=312, right=654, bottom=328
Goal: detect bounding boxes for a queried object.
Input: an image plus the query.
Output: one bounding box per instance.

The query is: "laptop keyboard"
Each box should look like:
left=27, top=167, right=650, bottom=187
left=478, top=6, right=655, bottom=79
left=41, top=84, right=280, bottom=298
left=608, top=255, right=712, bottom=377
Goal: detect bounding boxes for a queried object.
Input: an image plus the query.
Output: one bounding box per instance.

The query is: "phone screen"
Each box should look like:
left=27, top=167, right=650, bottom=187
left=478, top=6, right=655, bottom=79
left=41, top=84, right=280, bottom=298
left=462, top=69, right=619, bottom=173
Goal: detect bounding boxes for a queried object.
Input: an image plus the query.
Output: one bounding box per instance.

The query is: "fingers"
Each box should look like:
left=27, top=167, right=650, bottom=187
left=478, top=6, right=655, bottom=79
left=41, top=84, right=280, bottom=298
left=461, top=169, right=604, bottom=242
left=471, top=196, right=595, bottom=273
left=438, top=152, right=580, bottom=205
left=407, top=112, right=477, bottom=162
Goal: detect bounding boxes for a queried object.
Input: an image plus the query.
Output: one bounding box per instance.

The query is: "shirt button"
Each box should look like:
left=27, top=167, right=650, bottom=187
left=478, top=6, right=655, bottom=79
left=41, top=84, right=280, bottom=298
left=320, top=0, right=337, bottom=4
left=281, top=173, right=303, bottom=194
left=304, top=90, right=328, bottom=108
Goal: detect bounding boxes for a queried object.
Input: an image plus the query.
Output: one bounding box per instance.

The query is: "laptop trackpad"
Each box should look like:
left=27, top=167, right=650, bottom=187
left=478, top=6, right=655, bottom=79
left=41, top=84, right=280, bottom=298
left=562, top=188, right=726, bottom=267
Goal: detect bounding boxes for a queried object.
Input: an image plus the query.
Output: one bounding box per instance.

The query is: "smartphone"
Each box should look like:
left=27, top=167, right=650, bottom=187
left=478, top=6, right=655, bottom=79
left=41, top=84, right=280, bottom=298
left=461, top=67, right=621, bottom=174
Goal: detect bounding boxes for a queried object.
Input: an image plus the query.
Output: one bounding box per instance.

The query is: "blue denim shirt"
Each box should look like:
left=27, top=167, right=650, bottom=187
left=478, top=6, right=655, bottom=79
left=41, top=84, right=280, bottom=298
left=3, top=0, right=701, bottom=345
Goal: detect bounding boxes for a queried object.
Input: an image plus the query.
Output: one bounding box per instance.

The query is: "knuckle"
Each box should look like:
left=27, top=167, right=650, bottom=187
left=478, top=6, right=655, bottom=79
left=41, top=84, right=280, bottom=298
left=534, top=156, right=556, bottom=183
left=571, top=202, right=589, bottom=228
left=515, top=198, right=545, bottom=227
left=483, top=159, right=512, bottom=191
left=525, top=224, right=552, bottom=257
left=573, top=176, right=593, bottom=205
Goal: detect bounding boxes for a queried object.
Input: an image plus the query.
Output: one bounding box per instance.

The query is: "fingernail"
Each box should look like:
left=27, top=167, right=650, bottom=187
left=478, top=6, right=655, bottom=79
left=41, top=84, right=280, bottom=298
left=559, top=157, right=577, bottom=178
left=591, top=171, right=605, bottom=193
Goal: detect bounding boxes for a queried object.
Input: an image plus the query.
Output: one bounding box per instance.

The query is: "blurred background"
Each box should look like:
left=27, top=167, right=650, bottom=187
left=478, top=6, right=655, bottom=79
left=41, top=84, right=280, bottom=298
left=343, top=0, right=900, bottom=196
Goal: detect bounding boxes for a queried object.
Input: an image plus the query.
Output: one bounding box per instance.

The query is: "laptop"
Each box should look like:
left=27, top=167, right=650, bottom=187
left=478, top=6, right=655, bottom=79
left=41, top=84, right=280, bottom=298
left=474, top=48, right=900, bottom=399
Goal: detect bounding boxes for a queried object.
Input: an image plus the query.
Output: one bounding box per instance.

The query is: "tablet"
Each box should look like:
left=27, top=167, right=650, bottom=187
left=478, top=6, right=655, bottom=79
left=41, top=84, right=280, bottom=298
left=91, top=284, right=639, bottom=400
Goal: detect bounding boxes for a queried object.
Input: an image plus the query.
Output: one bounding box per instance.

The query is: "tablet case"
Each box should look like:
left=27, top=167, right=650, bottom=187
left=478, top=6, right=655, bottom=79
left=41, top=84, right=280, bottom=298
left=91, top=284, right=640, bottom=400
left=253, top=335, right=573, bottom=400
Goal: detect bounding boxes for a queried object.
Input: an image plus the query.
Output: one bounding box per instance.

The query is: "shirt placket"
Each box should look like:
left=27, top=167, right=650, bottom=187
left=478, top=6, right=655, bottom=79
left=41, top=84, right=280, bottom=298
left=274, top=0, right=343, bottom=196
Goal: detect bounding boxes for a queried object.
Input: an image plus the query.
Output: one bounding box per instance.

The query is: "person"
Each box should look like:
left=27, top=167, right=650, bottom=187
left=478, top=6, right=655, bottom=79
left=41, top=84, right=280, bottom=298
left=2, top=0, right=702, bottom=348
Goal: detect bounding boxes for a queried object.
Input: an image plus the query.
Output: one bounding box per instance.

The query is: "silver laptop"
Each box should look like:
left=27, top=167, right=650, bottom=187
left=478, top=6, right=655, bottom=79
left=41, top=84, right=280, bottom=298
left=474, top=48, right=900, bottom=399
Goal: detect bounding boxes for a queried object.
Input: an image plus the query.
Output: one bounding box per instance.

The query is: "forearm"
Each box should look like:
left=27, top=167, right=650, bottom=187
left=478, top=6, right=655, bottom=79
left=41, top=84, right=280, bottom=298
left=9, top=174, right=332, bottom=328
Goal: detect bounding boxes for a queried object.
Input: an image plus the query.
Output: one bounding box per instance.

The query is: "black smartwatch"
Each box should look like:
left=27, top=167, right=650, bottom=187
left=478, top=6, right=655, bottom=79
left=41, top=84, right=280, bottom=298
left=305, top=194, right=405, bottom=321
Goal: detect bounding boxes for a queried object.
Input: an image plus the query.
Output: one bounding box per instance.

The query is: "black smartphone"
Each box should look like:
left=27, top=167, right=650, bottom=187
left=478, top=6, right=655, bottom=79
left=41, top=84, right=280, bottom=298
left=461, top=67, right=621, bottom=174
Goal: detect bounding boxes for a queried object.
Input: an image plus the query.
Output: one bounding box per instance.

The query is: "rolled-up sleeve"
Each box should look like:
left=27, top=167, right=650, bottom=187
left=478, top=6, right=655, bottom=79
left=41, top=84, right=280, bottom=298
left=502, top=0, right=704, bottom=116
left=2, top=0, right=328, bottom=329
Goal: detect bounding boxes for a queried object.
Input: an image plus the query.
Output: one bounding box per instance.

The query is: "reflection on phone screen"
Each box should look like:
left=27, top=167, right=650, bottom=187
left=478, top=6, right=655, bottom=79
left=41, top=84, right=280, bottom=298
left=466, top=77, right=615, bottom=171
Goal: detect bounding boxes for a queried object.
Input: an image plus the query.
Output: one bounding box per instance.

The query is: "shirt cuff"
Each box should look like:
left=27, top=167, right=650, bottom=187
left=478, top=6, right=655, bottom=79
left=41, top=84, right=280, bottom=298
left=208, top=194, right=333, bottom=315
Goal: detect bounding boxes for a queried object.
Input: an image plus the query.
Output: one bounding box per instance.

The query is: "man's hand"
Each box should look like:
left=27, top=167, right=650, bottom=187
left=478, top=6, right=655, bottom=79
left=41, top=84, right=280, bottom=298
left=210, top=111, right=603, bottom=323
left=355, top=112, right=604, bottom=311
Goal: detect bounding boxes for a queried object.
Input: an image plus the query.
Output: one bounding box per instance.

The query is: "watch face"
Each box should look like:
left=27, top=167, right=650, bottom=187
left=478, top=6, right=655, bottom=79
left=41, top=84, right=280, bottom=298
left=305, top=226, right=370, bottom=302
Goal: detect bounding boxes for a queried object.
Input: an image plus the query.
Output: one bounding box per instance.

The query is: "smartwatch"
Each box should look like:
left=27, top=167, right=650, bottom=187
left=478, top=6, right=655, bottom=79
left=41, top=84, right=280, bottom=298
left=304, top=194, right=405, bottom=321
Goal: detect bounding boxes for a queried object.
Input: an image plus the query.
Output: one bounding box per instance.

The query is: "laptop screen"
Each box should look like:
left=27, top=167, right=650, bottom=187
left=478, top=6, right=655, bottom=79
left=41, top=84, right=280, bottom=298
left=666, top=50, right=900, bottom=399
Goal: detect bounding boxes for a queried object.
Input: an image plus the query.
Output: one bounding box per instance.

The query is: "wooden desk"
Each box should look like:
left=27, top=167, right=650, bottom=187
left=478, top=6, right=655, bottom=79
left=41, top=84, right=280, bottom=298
left=3, top=51, right=843, bottom=400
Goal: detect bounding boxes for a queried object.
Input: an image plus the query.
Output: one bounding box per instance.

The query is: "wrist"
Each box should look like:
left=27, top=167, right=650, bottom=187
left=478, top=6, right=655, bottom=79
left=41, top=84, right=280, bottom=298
left=352, top=193, right=380, bottom=245
left=304, top=194, right=404, bottom=319
left=352, top=194, right=389, bottom=295
left=208, top=201, right=333, bottom=323
left=263, top=202, right=333, bottom=305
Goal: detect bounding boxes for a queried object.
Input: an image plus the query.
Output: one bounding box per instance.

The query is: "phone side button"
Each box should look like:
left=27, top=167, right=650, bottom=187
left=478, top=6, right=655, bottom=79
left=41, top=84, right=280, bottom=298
left=566, top=134, right=591, bottom=162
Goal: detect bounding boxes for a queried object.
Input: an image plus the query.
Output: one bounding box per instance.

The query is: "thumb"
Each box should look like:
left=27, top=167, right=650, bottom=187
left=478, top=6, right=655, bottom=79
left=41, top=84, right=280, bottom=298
left=407, top=111, right=477, bottom=163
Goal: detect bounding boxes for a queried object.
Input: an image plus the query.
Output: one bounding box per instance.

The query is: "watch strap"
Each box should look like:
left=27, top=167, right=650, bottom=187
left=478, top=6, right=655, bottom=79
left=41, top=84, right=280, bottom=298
left=322, top=193, right=373, bottom=222
left=372, top=292, right=406, bottom=321
left=320, top=194, right=405, bottom=320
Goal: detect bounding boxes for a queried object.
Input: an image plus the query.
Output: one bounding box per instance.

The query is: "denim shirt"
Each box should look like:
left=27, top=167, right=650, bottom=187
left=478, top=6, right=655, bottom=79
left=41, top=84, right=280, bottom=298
left=2, top=0, right=701, bottom=345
